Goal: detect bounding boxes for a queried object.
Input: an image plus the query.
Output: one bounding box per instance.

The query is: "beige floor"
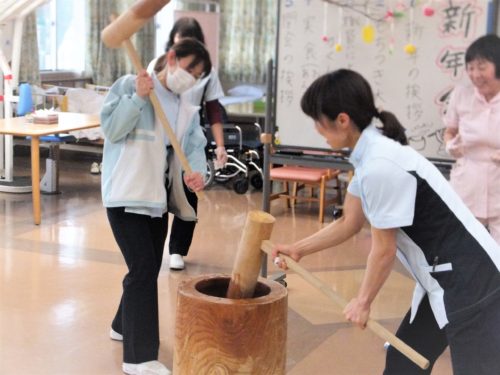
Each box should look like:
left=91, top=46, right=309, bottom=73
left=0, top=153, right=452, bottom=374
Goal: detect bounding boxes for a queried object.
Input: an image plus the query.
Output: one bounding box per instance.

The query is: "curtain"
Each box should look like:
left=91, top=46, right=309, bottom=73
left=87, top=0, right=156, bottom=86
left=136, top=18, right=156, bottom=69
left=87, top=0, right=129, bottom=86
left=19, top=13, right=40, bottom=86
left=219, top=0, right=277, bottom=84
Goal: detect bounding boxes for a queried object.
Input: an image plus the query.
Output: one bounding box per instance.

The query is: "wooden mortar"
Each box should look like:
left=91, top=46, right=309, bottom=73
left=173, top=274, right=287, bottom=374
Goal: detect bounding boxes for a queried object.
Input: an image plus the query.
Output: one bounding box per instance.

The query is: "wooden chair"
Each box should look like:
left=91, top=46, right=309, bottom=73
left=269, top=165, right=342, bottom=223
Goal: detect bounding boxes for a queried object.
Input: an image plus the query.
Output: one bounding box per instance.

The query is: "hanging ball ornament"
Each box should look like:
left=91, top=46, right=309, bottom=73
left=404, top=43, right=417, bottom=55
left=321, top=35, right=329, bottom=42
left=335, top=43, right=343, bottom=52
left=423, top=6, right=435, bottom=16
left=361, top=24, right=375, bottom=44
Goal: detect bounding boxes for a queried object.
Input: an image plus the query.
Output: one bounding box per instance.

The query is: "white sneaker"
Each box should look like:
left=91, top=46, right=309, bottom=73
left=90, top=162, right=100, bottom=174
left=123, top=360, right=171, bottom=375
left=169, top=254, right=185, bottom=270
left=110, top=328, right=123, bottom=341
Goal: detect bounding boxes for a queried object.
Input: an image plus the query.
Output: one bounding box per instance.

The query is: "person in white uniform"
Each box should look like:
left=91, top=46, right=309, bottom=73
left=148, top=17, right=227, bottom=271
left=272, top=69, right=500, bottom=375
left=101, top=38, right=211, bottom=375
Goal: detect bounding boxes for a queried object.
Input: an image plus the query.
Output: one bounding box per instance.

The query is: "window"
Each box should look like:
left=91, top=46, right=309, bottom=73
left=155, top=0, right=176, bottom=56
left=36, top=0, right=86, bottom=72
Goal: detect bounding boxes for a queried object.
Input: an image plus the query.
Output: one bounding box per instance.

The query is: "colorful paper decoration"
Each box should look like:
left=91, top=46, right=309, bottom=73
left=274, top=130, right=281, bottom=145
left=394, top=2, right=406, bottom=18
left=322, top=1, right=330, bottom=42
left=385, top=7, right=396, bottom=54
left=316, top=0, right=439, bottom=55
left=423, top=6, right=435, bottom=16
left=404, top=43, right=417, bottom=54
left=362, top=23, right=375, bottom=44
left=335, top=6, right=343, bottom=52
left=423, top=1, right=435, bottom=17
left=404, top=3, right=416, bottom=54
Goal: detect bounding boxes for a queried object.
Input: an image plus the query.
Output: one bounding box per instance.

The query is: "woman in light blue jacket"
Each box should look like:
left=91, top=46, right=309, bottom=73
left=100, top=38, right=211, bottom=375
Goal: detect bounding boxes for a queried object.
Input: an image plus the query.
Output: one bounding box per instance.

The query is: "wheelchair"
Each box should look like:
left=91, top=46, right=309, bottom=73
left=204, top=123, right=263, bottom=194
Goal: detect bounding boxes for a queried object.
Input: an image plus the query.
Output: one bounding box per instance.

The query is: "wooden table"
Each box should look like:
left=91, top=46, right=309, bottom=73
left=0, top=112, right=100, bottom=224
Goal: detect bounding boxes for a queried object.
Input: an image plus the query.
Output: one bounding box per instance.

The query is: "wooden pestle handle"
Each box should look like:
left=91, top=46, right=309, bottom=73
left=226, top=211, right=276, bottom=299
left=261, top=240, right=430, bottom=370
left=101, top=0, right=171, bottom=48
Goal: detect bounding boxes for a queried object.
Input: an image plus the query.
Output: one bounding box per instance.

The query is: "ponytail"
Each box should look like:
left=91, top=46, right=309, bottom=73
left=377, top=110, right=408, bottom=145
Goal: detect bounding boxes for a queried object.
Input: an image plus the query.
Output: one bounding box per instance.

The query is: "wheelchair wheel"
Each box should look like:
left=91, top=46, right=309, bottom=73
left=232, top=176, right=249, bottom=194
left=204, top=160, right=215, bottom=188
left=250, top=173, right=263, bottom=190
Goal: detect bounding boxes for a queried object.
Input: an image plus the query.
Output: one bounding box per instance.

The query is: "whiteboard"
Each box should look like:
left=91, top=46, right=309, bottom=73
left=275, top=0, right=493, bottom=159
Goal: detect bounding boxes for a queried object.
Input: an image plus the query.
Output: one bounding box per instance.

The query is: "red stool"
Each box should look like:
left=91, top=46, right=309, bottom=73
left=269, top=166, right=341, bottom=223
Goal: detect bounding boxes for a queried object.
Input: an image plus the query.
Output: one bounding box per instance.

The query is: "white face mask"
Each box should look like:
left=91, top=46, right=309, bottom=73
left=166, top=62, right=197, bottom=94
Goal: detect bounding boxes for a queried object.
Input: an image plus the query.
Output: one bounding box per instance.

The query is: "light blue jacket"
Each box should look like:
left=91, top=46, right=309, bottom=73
left=100, top=74, right=207, bottom=220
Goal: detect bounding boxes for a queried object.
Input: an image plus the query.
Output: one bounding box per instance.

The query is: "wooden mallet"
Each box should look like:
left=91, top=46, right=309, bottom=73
left=260, top=239, right=431, bottom=370
left=101, top=0, right=204, bottom=199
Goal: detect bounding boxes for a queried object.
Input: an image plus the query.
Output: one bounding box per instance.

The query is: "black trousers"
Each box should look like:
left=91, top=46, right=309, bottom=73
left=169, top=186, right=198, bottom=256
left=384, top=292, right=500, bottom=375
left=383, top=296, right=448, bottom=375
left=107, top=207, right=169, bottom=364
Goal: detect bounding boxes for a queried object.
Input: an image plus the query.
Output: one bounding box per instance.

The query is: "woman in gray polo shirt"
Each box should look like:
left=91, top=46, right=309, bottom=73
left=272, top=69, right=500, bottom=375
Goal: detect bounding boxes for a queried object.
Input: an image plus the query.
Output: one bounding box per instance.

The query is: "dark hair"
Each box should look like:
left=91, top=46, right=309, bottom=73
left=300, top=69, right=408, bottom=145
left=154, top=37, right=212, bottom=78
left=465, top=34, right=500, bottom=78
left=165, top=17, right=205, bottom=51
